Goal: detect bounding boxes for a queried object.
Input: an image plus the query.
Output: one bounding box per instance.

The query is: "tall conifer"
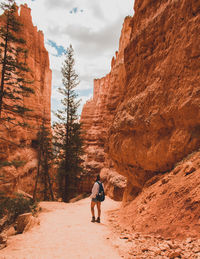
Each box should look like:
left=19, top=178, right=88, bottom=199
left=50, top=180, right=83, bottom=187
left=53, top=45, right=84, bottom=202
left=33, top=116, right=54, bottom=201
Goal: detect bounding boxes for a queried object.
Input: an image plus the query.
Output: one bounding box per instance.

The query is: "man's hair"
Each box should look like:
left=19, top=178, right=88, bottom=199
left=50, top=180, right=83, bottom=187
left=96, top=175, right=100, bottom=181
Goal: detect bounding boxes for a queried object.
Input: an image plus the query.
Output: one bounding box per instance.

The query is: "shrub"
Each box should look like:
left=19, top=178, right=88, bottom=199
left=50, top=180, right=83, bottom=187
left=0, top=193, right=37, bottom=231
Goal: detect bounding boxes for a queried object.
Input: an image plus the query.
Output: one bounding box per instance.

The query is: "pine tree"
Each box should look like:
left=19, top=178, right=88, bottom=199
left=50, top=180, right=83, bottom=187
left=0, top=0, right=34, bottom=125
left=53, top=45, right=84, bottom=202
left=0, top=0, right=34, bottom=168
left=33, top=116, right=54, bottom=201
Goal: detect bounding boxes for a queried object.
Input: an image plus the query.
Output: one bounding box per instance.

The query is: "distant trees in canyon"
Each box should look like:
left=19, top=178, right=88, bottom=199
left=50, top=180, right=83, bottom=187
left=53, top=45, right=84, bottom=202
left=0, top=0, right=84, bottom=204
left=33, top=116, right=54, bottom=201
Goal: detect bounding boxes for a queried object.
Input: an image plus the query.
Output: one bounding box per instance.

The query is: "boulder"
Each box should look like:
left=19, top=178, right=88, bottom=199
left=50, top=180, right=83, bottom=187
left=0, top=234, right=7, bottom=250
left=16, top=213, right=40, bottom=234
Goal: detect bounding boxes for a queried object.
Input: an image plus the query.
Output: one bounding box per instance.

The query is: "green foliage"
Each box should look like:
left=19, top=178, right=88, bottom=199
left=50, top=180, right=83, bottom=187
left=0, top=161, right=11, bottom=168
left=0, top=159, right=26, bottom=169
left=12, top=159, right=26, bottom=168
left=33, top=117, right=54, bottom=201
left=0, top=193, right=37, bottom=227
left=53, top=45, right=84, bottom=202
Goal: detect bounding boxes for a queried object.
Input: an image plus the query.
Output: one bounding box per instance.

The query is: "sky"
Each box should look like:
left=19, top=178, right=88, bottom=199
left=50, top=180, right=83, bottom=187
left=15, top=0, right=134, bottom=122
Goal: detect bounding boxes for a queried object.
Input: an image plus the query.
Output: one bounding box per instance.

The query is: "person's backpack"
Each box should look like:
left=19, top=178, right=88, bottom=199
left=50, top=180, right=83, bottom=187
left=96, top=181, right=105, bottom=202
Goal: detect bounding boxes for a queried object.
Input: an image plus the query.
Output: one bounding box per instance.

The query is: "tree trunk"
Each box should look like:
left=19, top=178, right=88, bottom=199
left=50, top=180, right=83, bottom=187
left=0, top=22, right=9, bottom=118
left=33, top=148, right=41, bottom=201
left=63, top=174, right=70, bottom=202
left=46, top=165, right=54, bottom=201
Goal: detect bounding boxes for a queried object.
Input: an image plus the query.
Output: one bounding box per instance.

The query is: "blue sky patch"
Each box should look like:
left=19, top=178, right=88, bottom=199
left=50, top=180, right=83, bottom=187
left=77, top=89, right=91, bottom=97
left=69, top=7, right=83, bottom=14
left=47, top=40, right=65, bottom=57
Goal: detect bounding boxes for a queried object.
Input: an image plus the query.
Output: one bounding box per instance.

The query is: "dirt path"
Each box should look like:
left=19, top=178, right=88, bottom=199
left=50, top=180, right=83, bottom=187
left=0, top=197, right=123, bottom=259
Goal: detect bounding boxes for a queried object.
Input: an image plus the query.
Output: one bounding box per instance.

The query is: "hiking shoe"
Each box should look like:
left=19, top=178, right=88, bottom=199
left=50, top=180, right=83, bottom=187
left=96, top=217, right=100, bottom=223
left=91, top=216, right=95, bottom=223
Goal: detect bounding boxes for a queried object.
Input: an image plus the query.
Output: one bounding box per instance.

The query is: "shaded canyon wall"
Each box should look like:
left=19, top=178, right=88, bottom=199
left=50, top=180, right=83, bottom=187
left=0, top=4, right=52, bottom=196
left=81, top=0, right=200, bottom=202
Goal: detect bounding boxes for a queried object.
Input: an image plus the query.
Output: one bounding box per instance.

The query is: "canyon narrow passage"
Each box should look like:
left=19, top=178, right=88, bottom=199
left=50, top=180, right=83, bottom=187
left=0, top=198, right=122, bottom=259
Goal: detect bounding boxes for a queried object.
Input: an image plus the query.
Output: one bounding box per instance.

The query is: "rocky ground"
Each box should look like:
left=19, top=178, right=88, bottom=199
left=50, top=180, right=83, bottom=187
left=105, top=152, right=200, bottom=259
left=108, top=212, right=200, bottom=258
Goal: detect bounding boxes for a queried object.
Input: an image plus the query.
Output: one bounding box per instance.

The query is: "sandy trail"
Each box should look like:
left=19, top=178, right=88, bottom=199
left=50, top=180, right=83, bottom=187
left=0, top=197, right=122, bottom=259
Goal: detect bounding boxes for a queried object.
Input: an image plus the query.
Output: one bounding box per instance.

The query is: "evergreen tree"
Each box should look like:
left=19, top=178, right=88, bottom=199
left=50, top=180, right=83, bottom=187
left=0, top=0, right=34, bottom=125
left=33, top=116, right=54, bottom=201
left=53, top=45, right=84, bottom=202
left=0, top=0, right=34, bottom=168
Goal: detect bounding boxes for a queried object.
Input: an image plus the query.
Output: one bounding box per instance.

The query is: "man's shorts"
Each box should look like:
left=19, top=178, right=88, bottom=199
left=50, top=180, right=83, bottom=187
left=92, top=198, right=99, bottom=202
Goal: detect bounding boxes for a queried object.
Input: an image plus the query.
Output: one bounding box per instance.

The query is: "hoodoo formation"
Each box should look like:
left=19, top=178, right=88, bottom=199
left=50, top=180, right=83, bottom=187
left=81, top=0, right=200, bottom=202
left=0, top=4, right=52, bottom=195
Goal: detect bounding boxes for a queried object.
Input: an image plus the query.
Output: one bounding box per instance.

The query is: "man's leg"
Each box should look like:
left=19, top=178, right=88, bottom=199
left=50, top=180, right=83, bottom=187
left=96, top=202, right=101, bottom=223
left=91, top=201, right=96, bottom=222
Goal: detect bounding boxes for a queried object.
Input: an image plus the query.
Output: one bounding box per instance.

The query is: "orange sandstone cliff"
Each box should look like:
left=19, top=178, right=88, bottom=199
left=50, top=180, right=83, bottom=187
left=81, top=0, right=200, bottom=205
left=0, top=4, right=52, bottom=196
left=109, top=0, right=200, bottom=201
left=80, top=17, right=132, bottom=200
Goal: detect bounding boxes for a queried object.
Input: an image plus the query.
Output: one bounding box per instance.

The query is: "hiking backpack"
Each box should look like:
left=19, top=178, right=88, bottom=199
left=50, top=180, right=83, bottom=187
left=96, top=181, right=105, bottom=202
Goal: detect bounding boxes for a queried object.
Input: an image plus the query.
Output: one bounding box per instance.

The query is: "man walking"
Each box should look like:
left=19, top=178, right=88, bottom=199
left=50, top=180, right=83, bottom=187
left=90, top=175, right=104, bottom=223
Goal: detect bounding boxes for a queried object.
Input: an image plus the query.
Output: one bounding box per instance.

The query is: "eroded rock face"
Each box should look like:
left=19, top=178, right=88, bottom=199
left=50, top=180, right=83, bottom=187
left=80, top=17, right=131, bottom=199
left=100, top=168, right=127, bottom=201
left=0, top=4, right=52, bottom=196
left=108, top=0, right=200, bottom=200
left=81, top=0, right=200, bottom=201
left=115, top=151, right=200, bottom=240
left=16, top=213, right=40, bottom=234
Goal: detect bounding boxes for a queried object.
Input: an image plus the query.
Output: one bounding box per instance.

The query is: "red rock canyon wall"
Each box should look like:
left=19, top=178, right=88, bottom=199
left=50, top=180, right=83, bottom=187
left=0, top=4, right=52, bottom=196
left=81, top=0, right=200, bottom=201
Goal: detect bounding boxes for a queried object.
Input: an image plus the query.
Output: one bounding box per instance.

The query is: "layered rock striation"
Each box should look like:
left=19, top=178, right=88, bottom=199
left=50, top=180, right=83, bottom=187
left=0, top=4, right=52, bottom=196
left=81, top=0, right=200, bottom=201
left=80, top=17, right=131, bottom=199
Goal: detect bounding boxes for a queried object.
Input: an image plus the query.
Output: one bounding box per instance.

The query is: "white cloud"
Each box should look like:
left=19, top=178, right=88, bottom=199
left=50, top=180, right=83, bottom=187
left=16, top=0, right=134, bottom=122
left=45, top=43, right=58, bottom=56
